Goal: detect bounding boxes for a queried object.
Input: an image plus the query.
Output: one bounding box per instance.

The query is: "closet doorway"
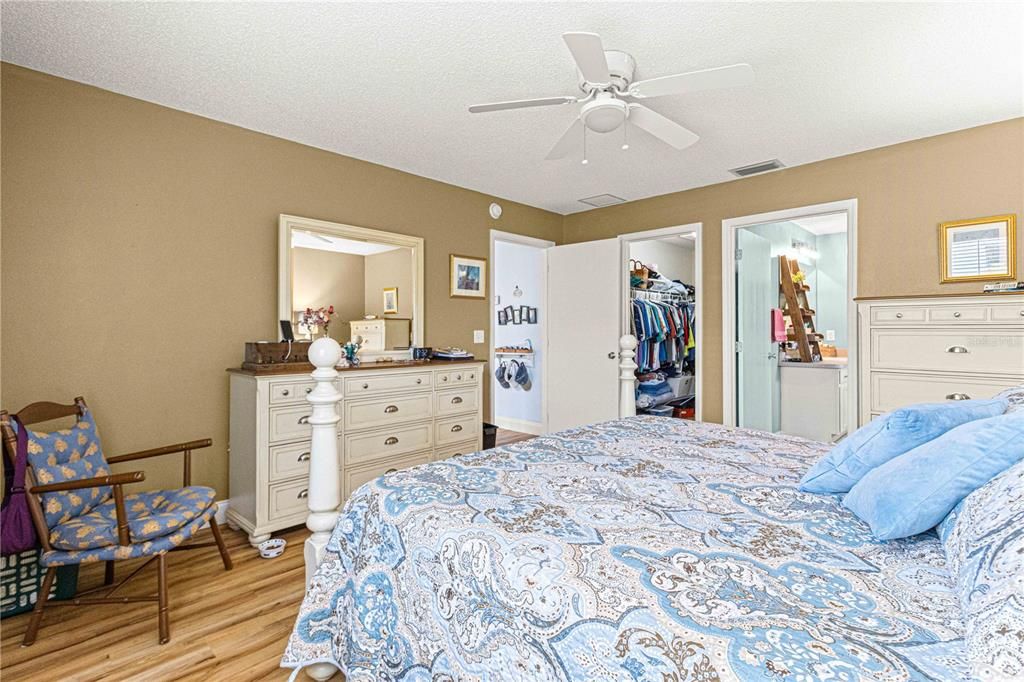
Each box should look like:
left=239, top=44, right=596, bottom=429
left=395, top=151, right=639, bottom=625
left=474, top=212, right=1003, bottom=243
left=722, top=200, right=858, bottom=441
left=489, top=231, right=553, bottom=435
left=621, top=224, right=703, bottom=422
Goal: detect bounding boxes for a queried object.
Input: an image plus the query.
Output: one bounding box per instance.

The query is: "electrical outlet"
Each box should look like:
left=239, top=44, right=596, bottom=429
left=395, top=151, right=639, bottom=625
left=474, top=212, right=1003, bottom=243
left=473, top=330, right=485, bottom=344
left=825, top=329, right=836, bottom=341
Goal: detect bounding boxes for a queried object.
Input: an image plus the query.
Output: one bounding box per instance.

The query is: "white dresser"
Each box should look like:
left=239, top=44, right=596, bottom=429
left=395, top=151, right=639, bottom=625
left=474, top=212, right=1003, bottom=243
left=227, top=360, right=485, bottom=545
left=857, top=294, right=1024, bottom=425
left=780, top=360, right=849, bottom=442
left=349, top=318, right=411, bottom=351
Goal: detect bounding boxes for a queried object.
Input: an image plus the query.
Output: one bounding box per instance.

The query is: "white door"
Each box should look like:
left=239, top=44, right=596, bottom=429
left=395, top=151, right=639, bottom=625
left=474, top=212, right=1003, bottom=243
left=546, top=239, right=622, bottom=432
left=736, top=230, right=775, bottom=431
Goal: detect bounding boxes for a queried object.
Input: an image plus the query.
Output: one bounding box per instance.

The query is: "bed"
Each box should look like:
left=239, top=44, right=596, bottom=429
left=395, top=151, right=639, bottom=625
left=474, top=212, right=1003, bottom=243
left=282, top=416, right=969, bottom=681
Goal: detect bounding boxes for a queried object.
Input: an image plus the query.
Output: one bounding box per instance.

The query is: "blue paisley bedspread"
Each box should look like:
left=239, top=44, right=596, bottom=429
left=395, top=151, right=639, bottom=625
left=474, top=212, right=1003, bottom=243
left=282, top=417, right=970, bottom=681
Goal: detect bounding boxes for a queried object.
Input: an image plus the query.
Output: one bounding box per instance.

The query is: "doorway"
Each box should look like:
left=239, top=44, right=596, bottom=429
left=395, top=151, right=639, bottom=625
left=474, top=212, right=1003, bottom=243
left=722, top=200, right=857, bottom=440
left=489, top=230, right=553, bottom=435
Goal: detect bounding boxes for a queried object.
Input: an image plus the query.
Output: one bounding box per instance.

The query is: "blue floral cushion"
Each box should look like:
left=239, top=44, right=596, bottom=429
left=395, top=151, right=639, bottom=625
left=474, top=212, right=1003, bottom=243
left=24, top=409, right=113, bottom=526
left=941, top=457, right=1024, bottom=679
left=993, top=383, right=1024, bottom=413
left=48, top=486, right=217, bottom=550
left=800, top=398, right=1008, bottom=493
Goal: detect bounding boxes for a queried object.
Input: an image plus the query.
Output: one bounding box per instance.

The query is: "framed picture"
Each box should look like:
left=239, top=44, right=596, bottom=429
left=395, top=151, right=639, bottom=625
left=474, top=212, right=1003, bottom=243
left=940, top=214, right=1016, bottom=283
left=497, top=309, right=508, bottom=326
left=527, top=307, right=538, bottom=324
left=519, top=305, right=529, bottom=323
left=512, top=307, right=522, bottom=324
left=503, top=305, right=514, bottom=322
left=382, top=287, right=399, bottom=314
left=450, top=254, right=487, bottom=298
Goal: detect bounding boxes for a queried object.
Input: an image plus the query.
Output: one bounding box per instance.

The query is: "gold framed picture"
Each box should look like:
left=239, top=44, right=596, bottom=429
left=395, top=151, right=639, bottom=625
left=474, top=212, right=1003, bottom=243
left=382, top=287, right=398, bottom=314
left=939, top=214, right=1016, bottom=284
left=450, top=254, right=487, bottom=299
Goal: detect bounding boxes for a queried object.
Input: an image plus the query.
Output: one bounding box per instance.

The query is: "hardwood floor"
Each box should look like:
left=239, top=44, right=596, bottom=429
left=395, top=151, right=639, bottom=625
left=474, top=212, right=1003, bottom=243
left=1, top=433, right=538, bottom=681
left=1, top=525, right=308, bottom=681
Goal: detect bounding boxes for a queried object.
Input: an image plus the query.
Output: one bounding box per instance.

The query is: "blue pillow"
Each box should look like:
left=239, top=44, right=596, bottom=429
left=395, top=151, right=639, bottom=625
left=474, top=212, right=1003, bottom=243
left=799, top=398, right=1007, bottom=493
left=843, top=412, right=1024, bottom=540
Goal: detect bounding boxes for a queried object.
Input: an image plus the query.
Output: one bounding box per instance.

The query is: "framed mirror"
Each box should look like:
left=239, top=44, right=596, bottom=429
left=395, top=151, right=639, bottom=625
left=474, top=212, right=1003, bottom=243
left=278, top=215, right=424, bottom=361
left=940, top=214, right=1016, bottom=284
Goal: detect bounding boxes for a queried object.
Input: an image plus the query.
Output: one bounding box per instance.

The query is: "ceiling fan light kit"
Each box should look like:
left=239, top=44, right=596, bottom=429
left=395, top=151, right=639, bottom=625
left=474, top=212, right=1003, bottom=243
left=468, top=31, right=754, bottom=164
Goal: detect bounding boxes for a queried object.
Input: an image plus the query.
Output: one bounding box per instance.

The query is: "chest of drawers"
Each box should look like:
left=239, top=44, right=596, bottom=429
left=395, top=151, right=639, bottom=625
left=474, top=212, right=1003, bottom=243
left=348, top=318, right=411, bottom=351
left=226, top=360, right=484, bottom=546
left=857, top=294, right=1024, bottom=424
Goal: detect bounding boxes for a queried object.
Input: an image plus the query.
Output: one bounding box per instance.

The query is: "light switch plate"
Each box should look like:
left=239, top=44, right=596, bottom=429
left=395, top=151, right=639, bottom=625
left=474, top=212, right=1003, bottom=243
left=825, top=329, right=836, bottom=341
left=473, top=330, right=485, bottom=344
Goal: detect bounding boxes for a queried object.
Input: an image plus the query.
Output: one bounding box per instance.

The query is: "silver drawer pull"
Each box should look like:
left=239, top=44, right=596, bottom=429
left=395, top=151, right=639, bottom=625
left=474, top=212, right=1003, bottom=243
left=297, top=452, right=311, bottom=462
left=305, top=387, right=313, bottom=394
left=384, top=436, right=399, bottom=446
left=281, top=389, right=290, bottom=396
left=946, top=345, right=969, bottom=354
left=384, top=405, right=399, bottom=414
left=451, top=424, right=463, bottom=433
left=953, top=311, right=961, bottom=318
left=416, top=378, right=422, bottom=384
left=297, top=489, right=308, bottom=499
left=1020, top=310, right=1024, bottom=317
left=298, top=415, right=310, bottom=425
left=385, top=468, right=398, bottom=474
left=469, top=373, right=475, bottom=379
left=895, top=312, right=903, bottom=319
left=451, top=397, right=463, bottom=404
left=946, top=393, right=972, bottom=401
left=362, top=383, right=369, bottom=389
left=456, top=374, right=463, bottom=380
left=442, top=376, right=448, bottom=382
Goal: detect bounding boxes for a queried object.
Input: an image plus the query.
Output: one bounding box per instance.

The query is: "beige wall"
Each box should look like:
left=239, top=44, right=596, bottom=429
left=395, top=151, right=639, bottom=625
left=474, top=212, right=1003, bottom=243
left=0, top=64, right=563, bottom=495
left=363, top=248, right=414, bottom=319
left=291, top=247, right=365, bottom=342
left=564, top=117, right=1024, bottom=424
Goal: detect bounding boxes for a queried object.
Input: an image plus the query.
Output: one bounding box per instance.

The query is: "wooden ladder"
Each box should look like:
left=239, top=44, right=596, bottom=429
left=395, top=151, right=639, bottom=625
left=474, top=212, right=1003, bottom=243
left=779, top=255, right=822, bottom=362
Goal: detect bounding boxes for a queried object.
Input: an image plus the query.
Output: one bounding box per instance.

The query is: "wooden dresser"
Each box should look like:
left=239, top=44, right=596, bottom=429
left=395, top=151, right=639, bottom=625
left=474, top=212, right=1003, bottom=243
left=227, top=359, right=485, bottom=546
left=857, top=294, right=1024, bottom=425
left=348, top=318, right=411, bottom=351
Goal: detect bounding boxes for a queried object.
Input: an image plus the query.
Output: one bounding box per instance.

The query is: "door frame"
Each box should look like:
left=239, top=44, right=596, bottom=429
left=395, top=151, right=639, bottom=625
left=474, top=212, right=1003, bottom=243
left=489, top=230, right=555, bottom=435
left=720, top=199, right=859, bottom=429
left=618, top=223, right=704, bottom=422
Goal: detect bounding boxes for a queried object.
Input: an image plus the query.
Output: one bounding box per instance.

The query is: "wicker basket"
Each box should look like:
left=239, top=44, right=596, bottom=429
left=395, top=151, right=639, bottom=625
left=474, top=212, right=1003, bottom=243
left=1, top=548, right=79, bottom=618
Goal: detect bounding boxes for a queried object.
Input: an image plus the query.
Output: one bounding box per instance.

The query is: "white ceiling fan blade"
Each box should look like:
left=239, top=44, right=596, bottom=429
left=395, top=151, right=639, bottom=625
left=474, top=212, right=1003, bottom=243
left=629, top=63, right=754, bottom=99
left=545, top=119, right=583, bottom=160
left=468, top=96, right=577, bottom=113
left=628, top=104, right=699, bottom=150
left=562, top=32, right=611, bottom=85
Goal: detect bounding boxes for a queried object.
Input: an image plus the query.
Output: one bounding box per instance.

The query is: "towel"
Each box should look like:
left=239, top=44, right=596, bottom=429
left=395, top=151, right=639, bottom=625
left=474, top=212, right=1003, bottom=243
left=771, top=308, right=788, bottom=342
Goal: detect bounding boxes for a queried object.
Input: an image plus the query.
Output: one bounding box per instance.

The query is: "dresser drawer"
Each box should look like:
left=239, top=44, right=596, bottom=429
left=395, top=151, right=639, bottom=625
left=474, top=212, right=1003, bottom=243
left=870, top=306, right=927, bottom=324
left=268, top=405, right=314, bottom=443
left=345, top=393, right=432, bottom=431
left=267, top=478, right=312, bottom=522
left=268, top=380, right=316, bottom=405
left=344, top=371, right=431, bottom=397
left=435, top=366, right=480, bottom=387
left=268, top=435, right=344, bottom=482
left=344, top=450, right=431, bottom=498
left=870, top=372, right=1018, bottom=413
left=928, top=306, right=988, bottom=323
left=871, top=329, right=1024, bottom=375
left=433, top=439, right=479, bottom=461
left=435, top=388, right=479, bottom=417
left=345, top=422, right=433, bottom=466
left=991, top=303, right=1024, bottom=323
left=436, top=415, right=478, bottom=446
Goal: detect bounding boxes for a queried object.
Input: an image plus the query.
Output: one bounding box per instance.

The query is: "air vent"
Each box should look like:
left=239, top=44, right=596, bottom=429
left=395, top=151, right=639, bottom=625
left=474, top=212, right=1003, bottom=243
left=729, top=159, right=785, bottom=177
left=578, top=193, right=626, bottom=208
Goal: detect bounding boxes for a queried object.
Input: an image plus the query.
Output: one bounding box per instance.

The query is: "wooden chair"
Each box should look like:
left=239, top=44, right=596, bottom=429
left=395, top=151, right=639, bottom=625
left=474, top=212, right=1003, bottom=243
left=0, top=397, right=233, bottom=646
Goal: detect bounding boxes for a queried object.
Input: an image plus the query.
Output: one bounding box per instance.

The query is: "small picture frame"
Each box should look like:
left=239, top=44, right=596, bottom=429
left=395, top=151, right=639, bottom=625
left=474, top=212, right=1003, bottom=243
left=497, top=309, right=508, bottom=326
left=512, top=307, right=523, bottom=325
left=519, top=305, right=530, bottom=323
left=450, top=254, right=487, bottom=298
left=383, top=287, right=399, bottom=314
left=527, top=307, right=538, bottom=324
left=939, top=214, right=1016, bottom=283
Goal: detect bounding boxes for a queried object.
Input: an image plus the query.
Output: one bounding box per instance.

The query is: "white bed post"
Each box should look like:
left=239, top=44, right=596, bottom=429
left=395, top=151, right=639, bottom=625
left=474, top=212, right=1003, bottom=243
left=619, top=334, right=638, bottom=418
left=304, top=337, right=343, bottom=586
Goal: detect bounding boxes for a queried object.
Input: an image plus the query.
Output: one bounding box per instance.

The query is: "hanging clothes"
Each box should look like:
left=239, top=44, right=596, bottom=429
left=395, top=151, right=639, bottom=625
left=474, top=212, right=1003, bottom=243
left=631, top=297, right=694, bottom=374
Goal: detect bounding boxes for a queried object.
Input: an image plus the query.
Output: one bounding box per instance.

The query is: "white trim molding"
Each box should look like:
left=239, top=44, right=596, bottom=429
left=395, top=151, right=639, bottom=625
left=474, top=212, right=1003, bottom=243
left=720, top=199, right=859, bottom=429
left=618, top=223, right=704, bottom=422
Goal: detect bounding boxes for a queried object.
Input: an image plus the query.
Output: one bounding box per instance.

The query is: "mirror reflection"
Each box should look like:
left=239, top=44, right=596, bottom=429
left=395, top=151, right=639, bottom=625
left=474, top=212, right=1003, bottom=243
left=289, top=229, right=414, bottom=350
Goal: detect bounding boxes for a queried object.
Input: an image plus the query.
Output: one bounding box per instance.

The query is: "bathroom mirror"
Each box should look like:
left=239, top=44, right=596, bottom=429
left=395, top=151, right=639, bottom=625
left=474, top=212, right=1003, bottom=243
left=278, top=214, right=424, bottom=361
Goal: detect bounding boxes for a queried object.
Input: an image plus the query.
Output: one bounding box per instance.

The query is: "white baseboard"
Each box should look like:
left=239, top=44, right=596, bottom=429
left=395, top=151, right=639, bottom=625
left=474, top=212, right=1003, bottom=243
left=202, top=500, right=230, bottom=529
left=493, top=416, right=544, bottom=436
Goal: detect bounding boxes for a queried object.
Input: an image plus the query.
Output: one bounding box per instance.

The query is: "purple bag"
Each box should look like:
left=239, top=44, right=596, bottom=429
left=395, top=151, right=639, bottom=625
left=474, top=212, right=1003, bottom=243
left=2, top=416, right=40, bottom=555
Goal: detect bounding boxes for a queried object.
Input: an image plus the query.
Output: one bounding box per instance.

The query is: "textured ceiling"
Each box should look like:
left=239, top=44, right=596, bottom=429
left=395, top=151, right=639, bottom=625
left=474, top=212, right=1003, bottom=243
left=3, top=2, right=1022, bottom=214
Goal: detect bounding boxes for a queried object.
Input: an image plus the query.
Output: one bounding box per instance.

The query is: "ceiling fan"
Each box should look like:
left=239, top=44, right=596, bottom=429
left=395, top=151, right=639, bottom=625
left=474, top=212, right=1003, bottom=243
left=468, top=32, right=754, bottom=162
